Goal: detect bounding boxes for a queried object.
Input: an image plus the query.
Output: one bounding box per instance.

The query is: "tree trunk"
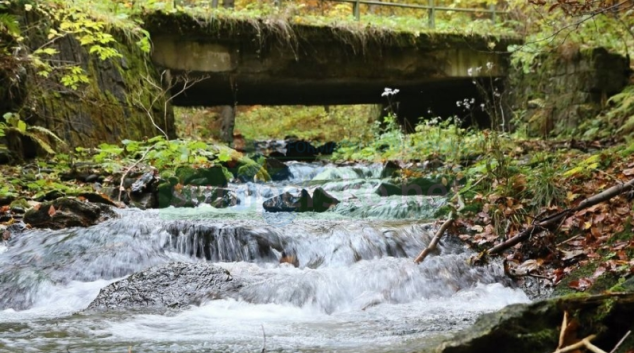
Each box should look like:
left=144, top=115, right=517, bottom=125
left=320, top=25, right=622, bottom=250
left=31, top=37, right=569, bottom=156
left=220, top=105, right=235, bottom=146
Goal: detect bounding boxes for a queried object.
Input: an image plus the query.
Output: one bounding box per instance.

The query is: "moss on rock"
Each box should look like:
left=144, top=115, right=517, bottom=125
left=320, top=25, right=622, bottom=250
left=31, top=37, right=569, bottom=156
left=7, top=6, right=175, bottom=151
left=429, top=293, right=634, bottom=353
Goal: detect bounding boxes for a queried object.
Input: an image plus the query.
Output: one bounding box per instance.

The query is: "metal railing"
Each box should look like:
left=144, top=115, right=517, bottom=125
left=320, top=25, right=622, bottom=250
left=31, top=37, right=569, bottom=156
left=207, top=0, right=507, bottom=29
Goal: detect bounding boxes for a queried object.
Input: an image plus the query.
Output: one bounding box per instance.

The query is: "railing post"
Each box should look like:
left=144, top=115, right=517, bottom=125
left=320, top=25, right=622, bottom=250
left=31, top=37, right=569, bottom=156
left=353, top=0, right=360, bottom=21
left=428, top=0, right=435, bottom=28
left=490, top=4, right=496, bottom=23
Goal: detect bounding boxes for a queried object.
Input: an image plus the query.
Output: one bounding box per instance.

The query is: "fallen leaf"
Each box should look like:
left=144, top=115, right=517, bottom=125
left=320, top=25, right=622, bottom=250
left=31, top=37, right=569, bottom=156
left=48, top=205, right=56, bottom=217
left=569, top=278, right=593, bottom=291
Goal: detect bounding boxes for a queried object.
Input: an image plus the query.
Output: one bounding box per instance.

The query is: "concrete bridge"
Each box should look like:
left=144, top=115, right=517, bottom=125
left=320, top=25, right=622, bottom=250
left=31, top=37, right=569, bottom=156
left=143, top=12, right=521, bottom=128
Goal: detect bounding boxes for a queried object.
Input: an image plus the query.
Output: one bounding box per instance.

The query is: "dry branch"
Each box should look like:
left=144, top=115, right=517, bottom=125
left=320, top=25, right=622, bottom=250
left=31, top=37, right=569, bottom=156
left=487, top=177, right=634, bottom=255
left=117, top=145, right=154, bottom=202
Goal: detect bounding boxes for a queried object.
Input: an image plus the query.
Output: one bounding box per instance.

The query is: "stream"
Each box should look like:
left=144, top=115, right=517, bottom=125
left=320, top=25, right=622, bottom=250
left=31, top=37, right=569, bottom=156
left=0, top=162, right=530, bottom=352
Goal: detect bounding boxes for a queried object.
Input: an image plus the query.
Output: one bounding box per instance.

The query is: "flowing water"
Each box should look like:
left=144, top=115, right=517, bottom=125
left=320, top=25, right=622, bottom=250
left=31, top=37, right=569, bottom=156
left=0, top=162, right=529, bottom=352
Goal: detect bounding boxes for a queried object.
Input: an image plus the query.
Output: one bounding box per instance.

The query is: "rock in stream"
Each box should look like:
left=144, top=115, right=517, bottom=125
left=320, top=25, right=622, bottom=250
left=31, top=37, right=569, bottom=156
left=88, top=262, right=243, bottom=310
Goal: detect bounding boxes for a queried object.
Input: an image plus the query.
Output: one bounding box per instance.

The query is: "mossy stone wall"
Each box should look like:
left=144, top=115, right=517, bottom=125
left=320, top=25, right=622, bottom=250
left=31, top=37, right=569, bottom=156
left=509, top=47, right=629, bottom=137
left=6, top=8, right=176, bottom=150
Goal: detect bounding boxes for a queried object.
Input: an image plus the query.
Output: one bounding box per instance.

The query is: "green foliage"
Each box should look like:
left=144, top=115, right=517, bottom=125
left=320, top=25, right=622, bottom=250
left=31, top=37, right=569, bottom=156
left=0, top=13, right=20, bottom=36
left=606, top=86, right=634, bottom=135
left=77, top=137, right=240, bottom=174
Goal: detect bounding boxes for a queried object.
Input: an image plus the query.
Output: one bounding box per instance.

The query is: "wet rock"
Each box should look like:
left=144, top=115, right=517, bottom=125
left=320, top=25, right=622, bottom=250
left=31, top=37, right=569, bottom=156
left=255, top=139, right=286, bottom=155
left=263, top=189, right=312, bottom=212
left=235, top=159, right=271, bottom=183
left=264, top=156, right=292, bottom=181
left=129, top=192, right=156, bottom=209
left=75, top=192, right=119, bottom=207
left=24, top=197, right=117, bottom=229
left=175, top=166, right=229, bottom=187
left=380, top=160, right=401, bottom=179
left=87, top=262, right=242, bottom=310
left=131, top=171, right=156, bottom=193
left=431, top=293, right=634, bottom=353
left=282, top=139, right=319, bottom=162
left=0, top=194, right=16, bottom=207
left=312, top=187, right=339, bottom=212
left=374, top=177, right=449, bottom=197
left=34, top=190, right=65, bottom=202
left=159, top=184, right=237, bottom=208
left=0, top=221, right=27, bottom=241
left=9, top=199, right=30, bottom=214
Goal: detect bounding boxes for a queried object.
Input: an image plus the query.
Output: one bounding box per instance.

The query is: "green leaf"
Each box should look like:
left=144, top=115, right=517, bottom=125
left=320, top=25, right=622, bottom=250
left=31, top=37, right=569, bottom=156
left=217, top=150, right=232, bottom=162
left=17, top=120, right=27, bottom=133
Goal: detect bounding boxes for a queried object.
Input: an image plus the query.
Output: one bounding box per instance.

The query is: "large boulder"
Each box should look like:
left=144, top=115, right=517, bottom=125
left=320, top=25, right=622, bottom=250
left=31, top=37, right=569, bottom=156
left=24, top=197, right=117, bottom=229
left=88, top=262, right=242, bottom=310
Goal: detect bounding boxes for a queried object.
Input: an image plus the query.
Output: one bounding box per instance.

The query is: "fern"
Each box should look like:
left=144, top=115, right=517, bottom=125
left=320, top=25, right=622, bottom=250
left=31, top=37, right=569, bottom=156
left=605, top=86, right=634, bottom=135
left=22, top=130, right=56, bottom=155
left=0, top=13, right=20, bottom=36
left=28, top=125, right=67, bottom=147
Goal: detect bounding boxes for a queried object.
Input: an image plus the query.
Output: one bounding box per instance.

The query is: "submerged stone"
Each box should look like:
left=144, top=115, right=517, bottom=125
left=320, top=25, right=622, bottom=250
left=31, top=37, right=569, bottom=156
left=87, top=262, right=242, bottom=310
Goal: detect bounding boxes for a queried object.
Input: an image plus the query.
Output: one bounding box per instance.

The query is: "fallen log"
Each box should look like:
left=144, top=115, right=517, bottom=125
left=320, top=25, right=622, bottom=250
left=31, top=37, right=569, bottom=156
left=487, top=177, right=634, bottom=255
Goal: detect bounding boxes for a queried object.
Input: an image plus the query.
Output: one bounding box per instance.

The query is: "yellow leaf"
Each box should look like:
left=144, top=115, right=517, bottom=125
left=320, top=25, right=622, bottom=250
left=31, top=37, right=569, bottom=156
left=566, top=191, right=578, bottom=201
left=583, top=221, right=592, bottom=230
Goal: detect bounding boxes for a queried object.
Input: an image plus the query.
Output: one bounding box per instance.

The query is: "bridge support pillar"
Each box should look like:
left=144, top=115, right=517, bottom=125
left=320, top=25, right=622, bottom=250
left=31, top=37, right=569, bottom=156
left=220, top=106, right=235, bottom=146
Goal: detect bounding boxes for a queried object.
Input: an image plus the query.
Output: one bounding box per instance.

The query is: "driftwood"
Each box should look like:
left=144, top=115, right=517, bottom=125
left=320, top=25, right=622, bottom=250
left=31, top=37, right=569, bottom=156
left=487, top=177, right=634, bottom=255
left=414, top=217, right=454, bottom=263
left=414, top=193, right=464, bottom=264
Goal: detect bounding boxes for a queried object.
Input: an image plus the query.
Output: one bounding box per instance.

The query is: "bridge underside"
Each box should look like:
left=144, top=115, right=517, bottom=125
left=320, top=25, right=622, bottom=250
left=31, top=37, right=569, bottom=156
left=170, top=75, right=494, bottom=128
left=148, top=21, right=517, bottom=128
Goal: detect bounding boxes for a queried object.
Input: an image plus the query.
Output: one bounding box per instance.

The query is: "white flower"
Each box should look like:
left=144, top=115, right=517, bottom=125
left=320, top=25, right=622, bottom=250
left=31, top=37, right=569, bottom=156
left=467, top=68, right=473, bottom=77
left=381, top=87, right=400, bottom=97
left=486, top=62, right=494, bottom=70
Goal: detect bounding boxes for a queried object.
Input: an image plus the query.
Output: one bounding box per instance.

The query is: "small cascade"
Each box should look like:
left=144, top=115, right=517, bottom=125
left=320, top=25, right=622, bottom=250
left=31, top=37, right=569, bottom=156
left=0, top=162, right=529, bottom=353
